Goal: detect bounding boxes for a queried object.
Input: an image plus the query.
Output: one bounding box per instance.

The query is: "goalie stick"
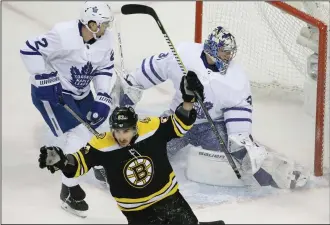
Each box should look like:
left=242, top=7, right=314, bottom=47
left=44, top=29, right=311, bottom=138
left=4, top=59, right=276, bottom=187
left=121, top=4, right=241, bottom=179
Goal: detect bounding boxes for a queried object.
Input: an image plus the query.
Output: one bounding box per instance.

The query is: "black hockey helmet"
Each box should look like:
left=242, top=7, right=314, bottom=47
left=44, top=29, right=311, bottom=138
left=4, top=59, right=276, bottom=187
left=109, top=106, right=138, bottom=129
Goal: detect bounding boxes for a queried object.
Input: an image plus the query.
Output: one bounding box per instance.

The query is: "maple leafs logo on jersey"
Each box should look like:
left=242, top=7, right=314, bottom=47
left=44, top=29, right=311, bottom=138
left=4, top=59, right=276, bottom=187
left=92, top=6, right=98, bottom=13
left=70, top=62, right=98, bottom=89
left=194, top=101, right=213, bottom=119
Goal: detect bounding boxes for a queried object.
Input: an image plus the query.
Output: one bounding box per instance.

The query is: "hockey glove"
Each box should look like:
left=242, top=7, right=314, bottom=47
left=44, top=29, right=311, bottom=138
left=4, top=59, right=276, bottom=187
left=34, top=71, right=63, bottom=104
left=39, top=146, right=67, bottom=173
left=87, top=92, right=112, bottom=129
left=180, top=71, right=205, bottom=103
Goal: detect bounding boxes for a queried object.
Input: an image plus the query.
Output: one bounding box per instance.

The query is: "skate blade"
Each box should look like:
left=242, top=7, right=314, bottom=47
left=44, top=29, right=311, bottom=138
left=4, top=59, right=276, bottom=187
left=61, top=202, right=87, bottom=218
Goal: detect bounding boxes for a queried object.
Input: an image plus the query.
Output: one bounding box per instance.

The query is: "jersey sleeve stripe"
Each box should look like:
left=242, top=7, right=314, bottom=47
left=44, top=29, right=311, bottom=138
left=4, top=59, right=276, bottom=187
left=93, top=71, right=113, bottom=77
left=25, top=40, right=41, bottom=54
left=172, top=116, right=188, bottom=135
left=224, top=118, right=252, bottom=124
left=223, top=107, right=252, bottom=113
left=173, top=114, right=193, bottom=131
left=20, top=50, right=41, bottom=55
left=141, top=58, right=157, bottom=85
left=77, top=151, right=88, bottom=174
left=149, top=56, right=165, bottom=82
left=171, top=116, right=184, bottom=137
left=72, top=153, right=82, bottom=177
left=100, top=64, right=114, bottom=71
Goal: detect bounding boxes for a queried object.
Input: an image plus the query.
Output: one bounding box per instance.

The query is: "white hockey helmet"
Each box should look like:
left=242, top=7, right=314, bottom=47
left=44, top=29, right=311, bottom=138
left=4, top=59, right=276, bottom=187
left=80, top=1, right=114, bottom=33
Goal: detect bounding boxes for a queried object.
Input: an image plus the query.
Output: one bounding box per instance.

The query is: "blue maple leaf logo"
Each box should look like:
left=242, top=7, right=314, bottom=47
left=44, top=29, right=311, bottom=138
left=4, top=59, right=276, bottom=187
left=194, top=101, right=213, bottom=119
left=70, top=62, right=98, bottom=89
left=92, top=6, right=98, bottom=13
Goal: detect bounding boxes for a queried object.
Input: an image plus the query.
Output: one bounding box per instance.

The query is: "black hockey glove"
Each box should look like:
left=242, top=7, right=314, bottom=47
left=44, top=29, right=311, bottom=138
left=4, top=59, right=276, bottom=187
left=180, top=71, right=205, bottom=103
left=39, top=146, right=67, bottom=173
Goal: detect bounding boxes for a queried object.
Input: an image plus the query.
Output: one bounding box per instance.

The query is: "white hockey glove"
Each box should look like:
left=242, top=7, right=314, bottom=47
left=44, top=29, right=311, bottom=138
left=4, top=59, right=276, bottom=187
left=228, top=133, right=268, bottom=174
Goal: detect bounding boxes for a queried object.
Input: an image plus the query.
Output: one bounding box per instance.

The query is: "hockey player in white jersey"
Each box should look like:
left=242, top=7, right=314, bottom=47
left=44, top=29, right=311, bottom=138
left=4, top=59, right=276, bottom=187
left=119, top=26, right=309, bottom=190
left=20, top=1, right=115, bottom=217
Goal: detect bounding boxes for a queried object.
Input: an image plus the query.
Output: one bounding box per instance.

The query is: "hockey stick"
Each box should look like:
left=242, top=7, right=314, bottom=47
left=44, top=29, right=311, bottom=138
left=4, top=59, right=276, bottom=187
left=59, top=100, right=103, bottom=139
left=114, top=18, right=127, bottom=75
left=121, top=4, right=241, bottom=179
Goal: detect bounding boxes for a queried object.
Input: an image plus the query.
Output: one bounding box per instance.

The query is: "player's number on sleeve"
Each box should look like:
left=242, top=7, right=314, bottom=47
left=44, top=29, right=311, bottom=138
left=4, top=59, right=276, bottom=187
left=35, top=38, right=48, bottom=49
left=246, top=95, right=252, bottom=106
left=110, top=50, right=114, bottom=62
left=28, top=38, right=49, bottom=53
left=156, top=53, right=169, bottom=60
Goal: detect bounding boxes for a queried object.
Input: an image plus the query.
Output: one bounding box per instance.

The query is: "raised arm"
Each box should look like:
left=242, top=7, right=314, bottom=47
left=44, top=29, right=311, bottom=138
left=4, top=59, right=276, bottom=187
left=159, top=71, right=205, bottom=140
left=38, top=142, right=101, bottom=178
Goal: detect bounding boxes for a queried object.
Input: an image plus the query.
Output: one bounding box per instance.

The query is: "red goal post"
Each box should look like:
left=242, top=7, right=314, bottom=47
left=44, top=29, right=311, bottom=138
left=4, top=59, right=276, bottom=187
left=194, top=1, right=328, bottom=176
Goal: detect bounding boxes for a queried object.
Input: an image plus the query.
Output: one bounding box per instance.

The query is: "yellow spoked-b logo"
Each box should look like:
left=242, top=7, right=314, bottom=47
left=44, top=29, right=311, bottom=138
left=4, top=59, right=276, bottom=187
left=123, top=156, right=154, bottom=188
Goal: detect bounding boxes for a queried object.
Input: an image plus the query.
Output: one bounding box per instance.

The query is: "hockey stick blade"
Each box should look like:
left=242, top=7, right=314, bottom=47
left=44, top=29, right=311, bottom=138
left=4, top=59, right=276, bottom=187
left=121, top=4, right=241, bottom=179
left=121, top=4, right=156, bottom=17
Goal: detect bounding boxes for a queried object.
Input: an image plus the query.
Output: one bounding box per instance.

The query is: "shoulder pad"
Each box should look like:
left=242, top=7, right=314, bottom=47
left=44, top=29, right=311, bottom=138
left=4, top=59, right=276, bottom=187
left=137, top=116, right=160, bottom=136
left=88, top=132, right=116, bottom=150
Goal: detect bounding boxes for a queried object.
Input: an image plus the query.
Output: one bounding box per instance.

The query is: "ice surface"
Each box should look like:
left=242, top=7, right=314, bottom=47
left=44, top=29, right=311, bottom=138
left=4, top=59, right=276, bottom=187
left=2, top=2, right=329, bottom=224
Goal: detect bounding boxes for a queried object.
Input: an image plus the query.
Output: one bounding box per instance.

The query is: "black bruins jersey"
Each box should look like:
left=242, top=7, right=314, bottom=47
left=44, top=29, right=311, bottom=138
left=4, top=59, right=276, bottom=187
left=62, top=109, right=195, bottom=212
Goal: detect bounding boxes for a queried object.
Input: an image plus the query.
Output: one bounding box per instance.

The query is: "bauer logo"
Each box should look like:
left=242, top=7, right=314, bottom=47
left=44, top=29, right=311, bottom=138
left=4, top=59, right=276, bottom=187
left=123, top=156, right=154, bottom=188
left=199, top=151, right=225, bottom=160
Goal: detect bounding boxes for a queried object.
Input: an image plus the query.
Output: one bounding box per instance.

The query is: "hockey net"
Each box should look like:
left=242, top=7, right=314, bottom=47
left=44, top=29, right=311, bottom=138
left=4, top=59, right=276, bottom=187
left=195, top=1, right=329, bottom=176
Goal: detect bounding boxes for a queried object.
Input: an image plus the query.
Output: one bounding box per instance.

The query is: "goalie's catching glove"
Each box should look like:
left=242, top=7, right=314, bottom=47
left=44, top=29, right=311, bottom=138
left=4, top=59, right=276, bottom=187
left=180, top=71, right=205, bottom=103
left=39, top=146, right=68, bottom=173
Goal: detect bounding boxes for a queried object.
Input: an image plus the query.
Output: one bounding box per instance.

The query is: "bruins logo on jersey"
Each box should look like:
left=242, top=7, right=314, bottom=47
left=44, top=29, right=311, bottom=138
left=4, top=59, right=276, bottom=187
left=139, top=117, right=151, bottom=123
left=123, top=156, right=154, bottom=188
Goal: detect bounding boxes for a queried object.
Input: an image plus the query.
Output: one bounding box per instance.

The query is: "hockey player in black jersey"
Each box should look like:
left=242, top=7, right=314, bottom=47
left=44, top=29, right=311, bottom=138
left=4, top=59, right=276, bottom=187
left=38, top=71, right=225, bottom=224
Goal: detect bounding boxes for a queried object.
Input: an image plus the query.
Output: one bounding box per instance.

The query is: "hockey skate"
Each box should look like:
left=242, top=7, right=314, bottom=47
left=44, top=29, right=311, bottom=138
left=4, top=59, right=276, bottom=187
left=60, top=184, right=88, bottom=218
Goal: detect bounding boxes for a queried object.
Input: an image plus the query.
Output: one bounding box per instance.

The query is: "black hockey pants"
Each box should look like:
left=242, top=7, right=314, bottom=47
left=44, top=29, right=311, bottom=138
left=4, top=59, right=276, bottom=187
left=122, top=191, right=198, bottom=224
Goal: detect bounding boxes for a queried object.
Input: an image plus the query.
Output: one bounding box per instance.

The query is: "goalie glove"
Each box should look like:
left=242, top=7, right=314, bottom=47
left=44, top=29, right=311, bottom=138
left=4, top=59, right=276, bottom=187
left=180, top=71, right=205, bottom=103
left=38, top=146, right=68, bottom=173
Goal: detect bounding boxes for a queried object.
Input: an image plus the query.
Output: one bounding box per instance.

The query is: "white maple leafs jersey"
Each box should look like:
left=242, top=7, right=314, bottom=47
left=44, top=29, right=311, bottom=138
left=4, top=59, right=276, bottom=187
left=130, top=42, right=253, bottom=135
left=20, top=20, right=115, bottom=100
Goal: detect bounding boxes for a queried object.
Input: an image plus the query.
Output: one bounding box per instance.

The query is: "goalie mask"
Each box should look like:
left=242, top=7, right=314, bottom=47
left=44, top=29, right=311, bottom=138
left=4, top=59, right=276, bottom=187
left=109, top=106, right=138, bottom=130
left=204, top=26, right=237, bottom=75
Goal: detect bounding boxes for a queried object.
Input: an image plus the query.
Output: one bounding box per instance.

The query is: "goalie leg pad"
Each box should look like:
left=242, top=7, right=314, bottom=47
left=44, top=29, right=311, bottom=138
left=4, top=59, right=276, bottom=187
left=185, top=145, right=245, bottom=187
left=228, top=134, right=309, bottom=189
left=258, top=151, right=310, bottom=189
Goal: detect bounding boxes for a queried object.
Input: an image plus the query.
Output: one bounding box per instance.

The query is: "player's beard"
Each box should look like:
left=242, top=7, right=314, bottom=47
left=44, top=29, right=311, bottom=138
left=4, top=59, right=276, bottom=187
left=118, top=139, right=129, bottom=147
